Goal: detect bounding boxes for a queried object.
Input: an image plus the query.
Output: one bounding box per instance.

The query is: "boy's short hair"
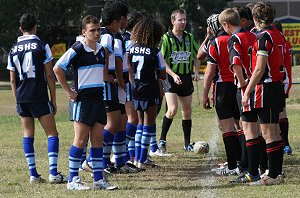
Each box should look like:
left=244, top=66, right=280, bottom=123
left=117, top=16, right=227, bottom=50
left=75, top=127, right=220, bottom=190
left=104, top=0, right=128, bottom=17
left=20, top=13, right=37, bottom=32
left=82, top=15, right=99, bottom=29
left=171, top=9, right=186, bottom=21
left=126, top=11, right=145, bottom=31
left=219, top=8, right=240, bottom=26
left=101, top=2, right=122, bottom=26
left=252, top=2, right=275, bottom=24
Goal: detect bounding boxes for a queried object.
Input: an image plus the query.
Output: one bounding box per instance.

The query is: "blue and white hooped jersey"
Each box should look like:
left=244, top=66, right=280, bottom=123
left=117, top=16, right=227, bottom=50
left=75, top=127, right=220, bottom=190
left=7, top=35, right=52, bottom=103
left=100, top=27, right=116, bottom=72
left=56, top=40, right=105, bottom=101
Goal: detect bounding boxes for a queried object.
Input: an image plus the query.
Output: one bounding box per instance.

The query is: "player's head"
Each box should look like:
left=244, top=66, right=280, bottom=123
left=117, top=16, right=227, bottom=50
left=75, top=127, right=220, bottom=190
left=19, top=13, right=37, bottom=33
left=171, top=9, right=186, bottom=32
left=219, top=8, right=240, bottom=35
left=104, top=0, right=128, bottom=30
left=126, top=11, right=145, bottom=32
left=236, top=6, right=252, bottom=29
left=207, top=14, right=222, bottom=36
left=131, top=18, right=164, bottom=48
left=81, top=15, right=101, bottom=42
left=101, top=2, right=122, bottom=33
left=252, top=2, right=275, bottom=28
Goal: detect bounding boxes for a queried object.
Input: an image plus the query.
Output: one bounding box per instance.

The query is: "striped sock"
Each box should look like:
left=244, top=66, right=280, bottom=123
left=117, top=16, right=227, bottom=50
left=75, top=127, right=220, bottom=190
left=90, top=147, right=103, bottom=182
left=135, top=124, right=143, bottom=162
left=150, top=124, right=158, bottom=152
left=140, top=125, right=152, bottom=163
left=23, top=137, right=38, bottom=177
left=126, top=122, right=136, bottom=160
left=222, top=132, right=238, bottom=170
left=246, top=137, right=261, bottom=176
left=267, top=141, right=284, bottom=178
left=48, top=136, right=59, bottom=176
left=69, top=145, right=83, bottom=182
left=113, top=131, right=126, bottom=167
left=103, top=129, right=114, bottom=168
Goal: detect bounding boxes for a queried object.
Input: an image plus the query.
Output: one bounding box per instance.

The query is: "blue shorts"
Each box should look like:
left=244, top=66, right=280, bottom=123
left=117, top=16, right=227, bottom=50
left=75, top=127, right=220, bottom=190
left=17, top=102, right=54, bottom=118
left=69, top=100, right=107, bottom=126
left=103, top=82, right=120, bottom=112
left=133, top=98, right=160, bottom=111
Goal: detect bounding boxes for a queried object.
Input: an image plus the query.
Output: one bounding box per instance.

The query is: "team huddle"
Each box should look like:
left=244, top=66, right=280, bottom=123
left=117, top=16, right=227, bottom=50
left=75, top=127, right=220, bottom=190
left=6, top=0, right=292, bottom=191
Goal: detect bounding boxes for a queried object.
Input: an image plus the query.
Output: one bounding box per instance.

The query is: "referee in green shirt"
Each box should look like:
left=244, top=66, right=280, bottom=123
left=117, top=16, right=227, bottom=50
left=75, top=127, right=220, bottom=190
left=158, top=9, right=200, bottom=153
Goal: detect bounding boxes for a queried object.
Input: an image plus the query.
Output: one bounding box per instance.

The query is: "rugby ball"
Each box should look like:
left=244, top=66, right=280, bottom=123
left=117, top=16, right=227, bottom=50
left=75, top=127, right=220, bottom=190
left=193, top=141, right=209, bottom=154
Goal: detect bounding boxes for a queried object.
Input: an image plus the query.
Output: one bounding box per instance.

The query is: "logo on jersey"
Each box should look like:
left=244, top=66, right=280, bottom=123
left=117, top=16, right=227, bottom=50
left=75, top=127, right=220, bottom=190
left=170, top=51, right=191, bottom=62
left=185, top=40, right=190, bottom=46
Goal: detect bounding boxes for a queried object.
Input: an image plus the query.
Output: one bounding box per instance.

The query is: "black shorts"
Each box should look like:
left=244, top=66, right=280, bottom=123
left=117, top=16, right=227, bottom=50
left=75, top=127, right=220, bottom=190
left=103, top=82, right=120, bottom=112
left=214, top=82, right=240, bottom=120
left=236, top=89, right=243, bottom=117
left=162, top=74, right=194, bottom=96
left=17, top=102, right=54, bottom=118
left=119, top=104, right=126, bottom=114
left=241, top=108, right=279, bottom=124
left=133, top=98, right=160, bottom=111
left=69, top=100, right=107, bottom=126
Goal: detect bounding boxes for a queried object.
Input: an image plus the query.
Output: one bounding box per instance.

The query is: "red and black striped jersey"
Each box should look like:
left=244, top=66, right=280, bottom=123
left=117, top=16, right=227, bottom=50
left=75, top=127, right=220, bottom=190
left=228, top=28, right=256, bottom=78
left=207, top=31, right=234, bottom=83
left=252, top=25, right=285, bottom=83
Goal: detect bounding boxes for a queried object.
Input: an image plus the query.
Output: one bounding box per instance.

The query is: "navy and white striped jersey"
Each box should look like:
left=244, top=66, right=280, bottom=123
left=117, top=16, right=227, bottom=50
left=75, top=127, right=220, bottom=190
left=56, top=40, right=105, bottom=101
left=100, top=27, right=115, bottom=72
left=128, top=43, right=166, bottom=100
left=7, top=35, right=52, bottom=103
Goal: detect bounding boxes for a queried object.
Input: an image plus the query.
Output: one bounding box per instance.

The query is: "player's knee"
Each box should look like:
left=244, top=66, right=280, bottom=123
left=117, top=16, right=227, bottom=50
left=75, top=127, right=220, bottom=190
left=166, top=107, right=177, bottom=118
left=181, top=109, right=191, bottom=119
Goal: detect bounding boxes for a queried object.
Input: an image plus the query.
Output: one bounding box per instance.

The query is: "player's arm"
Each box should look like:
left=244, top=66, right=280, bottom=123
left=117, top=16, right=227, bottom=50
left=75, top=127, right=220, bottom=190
left=166, top=63, right=182, bottom=84
left=156, top=51, right=166, bottom=80
left=197, top=27, right=211, bottom=60
left=193, top=58, right=200, bottom=81
left=242, top=55, right=267, bottom=107
left=202, top=63, right=216, bottom=110
left=44, top=61, right=57, bottom=114
left=9, top=71, right=17, bottom=102
left=115, top=56, right=125, bottom=89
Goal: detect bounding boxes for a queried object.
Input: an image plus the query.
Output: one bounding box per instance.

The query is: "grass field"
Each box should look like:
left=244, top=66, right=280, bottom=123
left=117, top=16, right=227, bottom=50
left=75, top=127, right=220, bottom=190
left=0, top=67, right=300, bottom=198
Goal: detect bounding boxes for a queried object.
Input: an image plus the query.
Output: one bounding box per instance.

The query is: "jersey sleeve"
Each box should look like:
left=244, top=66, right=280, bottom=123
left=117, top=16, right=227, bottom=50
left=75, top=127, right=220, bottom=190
left=160, top=34, right=169, bottom=60
left=228, top=35, right=242, bottom=72
left=207, top=39, right=218, bottom=65
left=114, top=38, right=123, bottom=60
left=100, top=34, right=114, bottom=53
left=6, top=51, right=15, bottom=71
left=256, top=32, right=272, bottom=57
left=55, top=48, right=77, bottom=71
left=43, top=44, right=53, bottom=64
left=156, top=50, right=166, bottom=70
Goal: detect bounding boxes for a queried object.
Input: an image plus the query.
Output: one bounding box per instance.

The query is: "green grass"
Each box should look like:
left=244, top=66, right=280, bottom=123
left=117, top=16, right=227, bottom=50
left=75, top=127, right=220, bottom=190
left=1, top=67, right=300, bottom=197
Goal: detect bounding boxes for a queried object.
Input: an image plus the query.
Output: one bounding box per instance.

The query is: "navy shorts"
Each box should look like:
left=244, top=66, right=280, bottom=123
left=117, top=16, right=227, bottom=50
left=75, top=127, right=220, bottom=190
left=17, top=102, right=54, bottom=118
left=214, top=82, right=240, bottom=120
left=103, top=81, right=120, bottom=113
left=69, top=100, right=107, bottom=126
left=133, top=98, right=160, bottom=111
left=162, top=74, right=194, bottom=96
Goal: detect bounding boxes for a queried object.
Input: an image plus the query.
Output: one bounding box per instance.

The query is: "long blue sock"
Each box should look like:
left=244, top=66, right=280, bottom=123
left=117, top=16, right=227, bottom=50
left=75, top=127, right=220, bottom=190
left=140, top=125, right=152, bottom=163
left=113, top=131, right=126, bottom=167
left=150, top=124, right=158, bottom=152
left=23, top=137, right=38, bottom=177
left=126, top=122, right=136, bottom=160
left=81, top=143, right=88, bottom=166
left=103, top=129, right=114, bottom=168
left=90, top=147, right=103, bottom=182
left=135, top=124, right=143, bottom=162
left=48, top=136, right=59, bottom=176
left=69, top=145, right=83, bottom=182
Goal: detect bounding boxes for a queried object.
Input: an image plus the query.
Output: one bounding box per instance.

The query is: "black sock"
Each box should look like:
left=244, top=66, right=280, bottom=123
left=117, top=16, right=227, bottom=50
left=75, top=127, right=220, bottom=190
left=246, top=137, right=261, bottom=176
left=259, top=136, right=268, bottom=172
left=278, top=140, right=284, bottom=174
left=159, top=116, right=173, bottom=141
left=238, top=130, right=248, bottom=170
left=266, top=141, right=283, bottom=178
left=223, top=132, right=238, bottom=170
left=279, top=118, right=290, bottom=146
left=182, top=119, right=192, bottom=147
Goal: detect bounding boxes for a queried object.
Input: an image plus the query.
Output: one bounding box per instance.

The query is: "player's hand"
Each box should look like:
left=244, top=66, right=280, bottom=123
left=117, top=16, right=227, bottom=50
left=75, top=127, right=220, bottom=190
left=207, top=27, right=212, bottom=37
left=50, top=101, right=57, bottom=115
left=173, top=74, right=182, bottom=85
left=241, top=92, right=250, bottom=107
left=67, top=89, right=78, bottom=102
left=107, top=75, right=115, bottom=82
left=202, top=95, right=211, bottom=110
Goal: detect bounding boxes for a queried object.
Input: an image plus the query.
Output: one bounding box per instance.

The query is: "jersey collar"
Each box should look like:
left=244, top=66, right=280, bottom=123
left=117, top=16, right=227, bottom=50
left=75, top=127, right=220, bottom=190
left=17, top=35, right=40, bottom=42
left=80, top=40, right=102, bottom=54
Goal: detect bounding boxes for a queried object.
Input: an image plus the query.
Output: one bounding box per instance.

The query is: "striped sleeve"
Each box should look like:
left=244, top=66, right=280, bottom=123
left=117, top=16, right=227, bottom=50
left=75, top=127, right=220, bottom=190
left=56, top=48, right=77, bottom=71
left=156, top=50, right=166, bottom=70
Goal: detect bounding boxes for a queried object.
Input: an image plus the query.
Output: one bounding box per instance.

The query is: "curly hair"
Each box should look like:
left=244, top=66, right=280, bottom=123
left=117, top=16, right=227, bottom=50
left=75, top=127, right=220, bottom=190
left=131, top=18, right=164, bottom=49
left=252, top=2, right=275, bottom=25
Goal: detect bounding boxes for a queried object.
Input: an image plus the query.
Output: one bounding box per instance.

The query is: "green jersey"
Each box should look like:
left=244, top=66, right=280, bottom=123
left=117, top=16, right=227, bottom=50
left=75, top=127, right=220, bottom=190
left=161, top=31, right=199, bottom=75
